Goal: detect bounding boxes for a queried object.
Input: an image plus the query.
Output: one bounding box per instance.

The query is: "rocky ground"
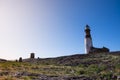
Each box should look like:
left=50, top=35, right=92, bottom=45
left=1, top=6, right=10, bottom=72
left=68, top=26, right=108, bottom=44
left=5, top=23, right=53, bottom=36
left=0, top=51, right=120, bottom=80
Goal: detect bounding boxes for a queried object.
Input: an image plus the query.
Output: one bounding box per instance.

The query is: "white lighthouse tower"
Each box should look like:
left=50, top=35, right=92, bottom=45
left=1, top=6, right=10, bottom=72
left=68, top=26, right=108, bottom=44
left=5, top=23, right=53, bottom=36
left=85, top=25, right=93, bottom=53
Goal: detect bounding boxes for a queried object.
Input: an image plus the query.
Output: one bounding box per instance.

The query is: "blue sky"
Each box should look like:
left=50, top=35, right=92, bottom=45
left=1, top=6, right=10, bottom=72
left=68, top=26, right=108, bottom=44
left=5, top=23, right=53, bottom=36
left=0, top=0, right=120, bottom=59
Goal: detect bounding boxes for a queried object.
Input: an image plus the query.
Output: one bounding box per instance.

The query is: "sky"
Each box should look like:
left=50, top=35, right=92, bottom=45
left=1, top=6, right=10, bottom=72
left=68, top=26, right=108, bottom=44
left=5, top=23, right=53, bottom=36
left=0, top=0, right=120, bottom=60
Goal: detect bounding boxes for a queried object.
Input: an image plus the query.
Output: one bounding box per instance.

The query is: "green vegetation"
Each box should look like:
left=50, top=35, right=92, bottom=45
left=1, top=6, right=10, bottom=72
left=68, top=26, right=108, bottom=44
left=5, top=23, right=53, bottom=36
left=0, top=52, right=119, bottom=79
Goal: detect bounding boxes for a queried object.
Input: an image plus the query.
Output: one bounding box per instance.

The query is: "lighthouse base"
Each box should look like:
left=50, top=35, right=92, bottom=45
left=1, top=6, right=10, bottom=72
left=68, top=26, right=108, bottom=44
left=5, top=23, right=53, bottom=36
left=89, top=47, right=109, bottom=54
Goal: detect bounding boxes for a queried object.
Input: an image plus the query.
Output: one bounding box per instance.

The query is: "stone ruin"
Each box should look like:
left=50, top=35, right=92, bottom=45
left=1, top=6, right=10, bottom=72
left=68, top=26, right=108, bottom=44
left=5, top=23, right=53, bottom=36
left=30, top=53, right=35, bottom=59
left=19, top=57, right=22, bottom=62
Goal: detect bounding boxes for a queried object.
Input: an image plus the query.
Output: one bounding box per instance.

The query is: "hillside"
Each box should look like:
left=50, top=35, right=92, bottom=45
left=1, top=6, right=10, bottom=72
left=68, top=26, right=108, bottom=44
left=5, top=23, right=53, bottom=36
left=23, top=51, right=120, bottom=66
left=0, top=51, right=119, bottom=80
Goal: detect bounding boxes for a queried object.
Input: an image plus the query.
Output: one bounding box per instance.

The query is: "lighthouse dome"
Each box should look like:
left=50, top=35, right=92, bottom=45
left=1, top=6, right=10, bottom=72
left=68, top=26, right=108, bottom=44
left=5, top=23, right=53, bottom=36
left=85, top=25, right=90, bottom=29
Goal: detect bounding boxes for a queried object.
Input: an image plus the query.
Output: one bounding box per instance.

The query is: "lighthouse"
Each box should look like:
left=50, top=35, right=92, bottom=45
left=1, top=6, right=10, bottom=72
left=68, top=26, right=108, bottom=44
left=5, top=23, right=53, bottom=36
left=85, top=25, right=93, bottom=53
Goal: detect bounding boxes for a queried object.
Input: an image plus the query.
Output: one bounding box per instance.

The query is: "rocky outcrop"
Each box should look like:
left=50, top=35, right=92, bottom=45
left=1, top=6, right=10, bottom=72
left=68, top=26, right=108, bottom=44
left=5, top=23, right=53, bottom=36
left=13, top=72, right=92, bottom=80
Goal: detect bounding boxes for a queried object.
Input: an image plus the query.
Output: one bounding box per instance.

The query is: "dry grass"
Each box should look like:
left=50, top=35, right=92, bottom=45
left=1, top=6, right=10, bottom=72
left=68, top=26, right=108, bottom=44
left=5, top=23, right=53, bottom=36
left=0, top=52, right=119, bottom=79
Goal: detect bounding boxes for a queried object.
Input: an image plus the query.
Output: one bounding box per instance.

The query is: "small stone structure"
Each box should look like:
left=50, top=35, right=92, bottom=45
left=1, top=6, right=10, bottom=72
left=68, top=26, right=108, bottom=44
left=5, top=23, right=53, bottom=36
left=30, top=53, right=35, bottom=58
left=90, top=47, right=109, bottom=53
left=19, top=57, right=22, bottom=62
left=84, top=25, right=109, bottom=54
